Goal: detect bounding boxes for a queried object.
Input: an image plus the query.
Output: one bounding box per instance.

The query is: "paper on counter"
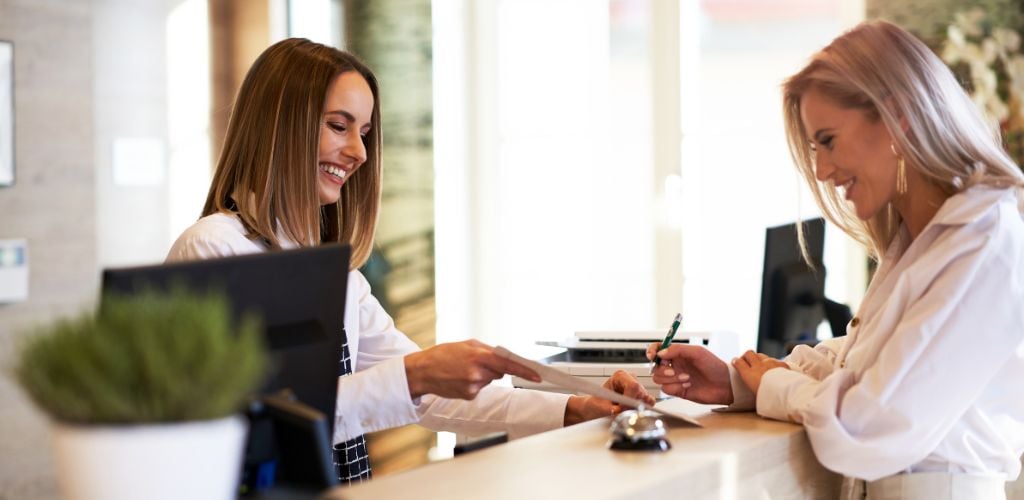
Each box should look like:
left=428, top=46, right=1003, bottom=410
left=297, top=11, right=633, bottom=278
left=495, top=346, right=702, bottom=427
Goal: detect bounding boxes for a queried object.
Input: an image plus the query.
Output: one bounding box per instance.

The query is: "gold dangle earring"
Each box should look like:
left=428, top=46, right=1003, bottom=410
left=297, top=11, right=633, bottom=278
left=891, top=142, right=907, bottom=195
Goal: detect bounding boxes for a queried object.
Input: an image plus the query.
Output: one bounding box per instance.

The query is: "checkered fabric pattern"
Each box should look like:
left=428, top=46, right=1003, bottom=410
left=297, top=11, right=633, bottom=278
left=333, top=338, right=372, bottom=484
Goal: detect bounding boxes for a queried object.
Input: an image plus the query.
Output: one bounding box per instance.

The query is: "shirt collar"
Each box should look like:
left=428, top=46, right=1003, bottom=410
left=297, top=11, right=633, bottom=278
left=886, top=186, right=1016, bottom=265
left=924, top=186, right=1016, bottom=229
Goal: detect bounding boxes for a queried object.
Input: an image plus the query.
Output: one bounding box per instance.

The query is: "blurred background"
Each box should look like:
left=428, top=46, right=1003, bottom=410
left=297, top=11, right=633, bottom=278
left=2, top=0, right=1022, bottom=495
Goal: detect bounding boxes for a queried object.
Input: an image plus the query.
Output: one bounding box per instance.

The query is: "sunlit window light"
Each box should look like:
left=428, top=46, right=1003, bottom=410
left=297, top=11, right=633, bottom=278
left=288, top=0, right=342, bottom=47
left=166, top=0, right=211, bottom=244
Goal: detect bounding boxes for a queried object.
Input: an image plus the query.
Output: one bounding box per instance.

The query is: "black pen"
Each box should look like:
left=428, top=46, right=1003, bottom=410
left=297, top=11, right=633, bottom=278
left=650, top=313, right=683, bottom=374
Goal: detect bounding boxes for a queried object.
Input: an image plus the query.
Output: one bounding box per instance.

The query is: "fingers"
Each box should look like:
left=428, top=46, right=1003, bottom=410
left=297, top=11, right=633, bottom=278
left=654, top=343, right=709, bottom=364
left=463, top=382, right=487, bottom=399
left=419, top=341, right=530, bottom=399
left=646, top=342, right=661, bottom=361
left=731, top=355, right=751, bottom=372
left=455, top=364, right=503, bottom=399
left=731, top=351, right=786, bottom=376
left=731, top=352, right=754, bottom=383
left=492, top=357, right=542, bottom=383
left=467, top=342, right=542, bottom=383
left=731, top=350, right=760, bottom=370
left=606, top=370, right=656, bottom=406
left=763, top=359, right=783, bottom=370
left=731, top=354, right=761, bottom=394
left=592, top=398, right=617, bottom=419
left=603, top=370, right=625, bottom=391
left=627, top=383, right=657, bottom=406
left=740, top=350, right=782, bottom=366
left=651, top=365, right=690, bottom=385
left=660, top=381, right=691, bottom=398
left=741, top=350, right=761, bottom=366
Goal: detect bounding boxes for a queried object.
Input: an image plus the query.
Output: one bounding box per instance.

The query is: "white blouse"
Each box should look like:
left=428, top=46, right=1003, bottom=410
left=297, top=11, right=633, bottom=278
left=730, top=186, right=1024, bottom=481
left=166, top=212, right=570, bottom=445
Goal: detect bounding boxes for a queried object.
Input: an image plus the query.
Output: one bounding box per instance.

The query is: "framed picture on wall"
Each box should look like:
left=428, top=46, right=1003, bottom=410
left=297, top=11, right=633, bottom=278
left=0, top=40, right=12, bottom=187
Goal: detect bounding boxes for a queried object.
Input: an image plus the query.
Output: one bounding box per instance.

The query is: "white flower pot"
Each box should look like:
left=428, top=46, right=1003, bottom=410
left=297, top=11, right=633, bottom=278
left=51, top=415, right=247, bottom=500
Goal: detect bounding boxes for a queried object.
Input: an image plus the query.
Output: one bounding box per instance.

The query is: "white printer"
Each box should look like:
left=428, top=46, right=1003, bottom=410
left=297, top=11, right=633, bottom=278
left=511, top=330, right=740, bottom=394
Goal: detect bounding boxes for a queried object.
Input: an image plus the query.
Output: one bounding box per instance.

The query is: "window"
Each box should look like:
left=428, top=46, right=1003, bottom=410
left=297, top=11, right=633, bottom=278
left=434, top=0, right=865, bottom=355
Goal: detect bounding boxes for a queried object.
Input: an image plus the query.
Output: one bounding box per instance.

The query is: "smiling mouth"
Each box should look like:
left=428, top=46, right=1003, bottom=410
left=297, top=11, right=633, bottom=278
left=837, top=178, right=856, bottom=200
left=320, top=163, right=347, bottom=182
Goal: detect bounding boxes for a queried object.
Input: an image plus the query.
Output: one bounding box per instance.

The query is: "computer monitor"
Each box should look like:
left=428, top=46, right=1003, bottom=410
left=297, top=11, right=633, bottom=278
left=757, top=218, right=826, bottom=359
left=101, top=244, right=351, bottom=489
left=249, top=389, right=337, bottom=490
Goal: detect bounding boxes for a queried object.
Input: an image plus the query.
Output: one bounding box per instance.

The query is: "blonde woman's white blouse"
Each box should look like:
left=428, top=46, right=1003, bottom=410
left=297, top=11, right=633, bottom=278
left=167, top=212, right=570, bottom=445
left=732, top=186, right=1024, bottom=481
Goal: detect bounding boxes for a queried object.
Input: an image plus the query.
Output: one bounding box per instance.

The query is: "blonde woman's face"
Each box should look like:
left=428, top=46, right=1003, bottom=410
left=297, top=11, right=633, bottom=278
left=801, top=88, right=897, bottom=221
left=318, top=71, right=374, bottom=205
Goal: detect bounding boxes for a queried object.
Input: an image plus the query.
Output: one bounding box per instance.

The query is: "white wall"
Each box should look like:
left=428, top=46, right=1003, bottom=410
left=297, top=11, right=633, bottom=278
left=0, top=1, right=97, bottom=341
left=0, top=2, right=203, bottom=496
left=95, top=0, right=211, bottom=269
left=678, top=6, right=866, bottom=351
left=0, top=2, right=95, bottom=497
left=435, top=0, right=668, bottom=357
left=94, top=0, right=174, bottom=269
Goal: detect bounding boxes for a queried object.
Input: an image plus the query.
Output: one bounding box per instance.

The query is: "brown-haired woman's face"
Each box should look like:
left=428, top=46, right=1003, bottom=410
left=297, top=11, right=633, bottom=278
left=318, top=71, right=374, bottom=205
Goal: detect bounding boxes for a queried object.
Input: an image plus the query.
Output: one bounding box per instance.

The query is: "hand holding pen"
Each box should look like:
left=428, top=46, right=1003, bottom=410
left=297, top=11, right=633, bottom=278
left=647, top=322, right=735, bottom=405
left=650, top=313, right=682, bottom=374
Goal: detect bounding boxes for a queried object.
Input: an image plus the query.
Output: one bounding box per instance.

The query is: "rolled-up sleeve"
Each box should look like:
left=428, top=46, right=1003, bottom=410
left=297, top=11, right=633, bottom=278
left=786, top=338, right=843, bottom=380
left=726, top=364, right=756, bottom=410
left=332, top=272, right=422, bottom=443
left=417, top=384, right=570, bottom=440
left=726, top=338, right=844, bottom=411
left=754, top=229, right=1024, bottom=480
left=333, top=356, right=422, bottom=442
left=334, top=271, right=571, bottom=443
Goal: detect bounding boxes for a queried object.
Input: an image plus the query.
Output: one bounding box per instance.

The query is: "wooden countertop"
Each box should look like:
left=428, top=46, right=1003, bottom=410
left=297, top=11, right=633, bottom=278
left=327, top=399, right=841, bottom=499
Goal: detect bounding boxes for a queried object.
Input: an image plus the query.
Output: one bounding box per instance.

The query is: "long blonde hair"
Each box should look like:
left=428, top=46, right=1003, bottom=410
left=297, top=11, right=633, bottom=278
left=782, top=20, right=1024, bottom=259
left=203, top=38, right=382, bottom=269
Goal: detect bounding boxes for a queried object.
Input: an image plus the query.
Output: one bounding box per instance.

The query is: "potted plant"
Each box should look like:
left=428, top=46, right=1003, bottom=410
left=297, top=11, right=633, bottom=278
left=14, top=287, right=267, bottom=500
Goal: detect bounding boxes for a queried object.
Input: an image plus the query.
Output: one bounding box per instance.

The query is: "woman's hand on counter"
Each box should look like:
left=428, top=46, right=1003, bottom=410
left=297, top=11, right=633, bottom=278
left=648, top=343, right=733, bottom=405
left=562, top=370, right=656, bottom=426
left=732, top=350, right=789, bottom=395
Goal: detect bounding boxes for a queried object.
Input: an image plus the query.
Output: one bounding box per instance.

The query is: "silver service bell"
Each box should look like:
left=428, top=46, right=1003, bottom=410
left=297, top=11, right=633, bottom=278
left=608, top=406, right=670, bottom=452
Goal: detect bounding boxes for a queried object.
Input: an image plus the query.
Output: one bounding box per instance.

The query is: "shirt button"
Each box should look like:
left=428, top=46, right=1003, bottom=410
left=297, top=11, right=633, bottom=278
left=850, top=316, right=860, bottom=328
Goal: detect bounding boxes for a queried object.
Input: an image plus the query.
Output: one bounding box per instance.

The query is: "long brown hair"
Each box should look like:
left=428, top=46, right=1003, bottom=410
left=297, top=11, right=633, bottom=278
left=203, top=38, right=382, bottom=269
left=782, top=20, right=1024, bottom=259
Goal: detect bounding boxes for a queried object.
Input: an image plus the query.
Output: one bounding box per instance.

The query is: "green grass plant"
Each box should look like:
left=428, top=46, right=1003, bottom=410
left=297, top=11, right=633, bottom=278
left=15, top=287, right=268, bottom=425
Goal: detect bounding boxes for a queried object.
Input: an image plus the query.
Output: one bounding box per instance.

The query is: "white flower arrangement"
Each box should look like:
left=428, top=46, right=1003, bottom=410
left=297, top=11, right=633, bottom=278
left=942, top=8, right=1024, bottom=131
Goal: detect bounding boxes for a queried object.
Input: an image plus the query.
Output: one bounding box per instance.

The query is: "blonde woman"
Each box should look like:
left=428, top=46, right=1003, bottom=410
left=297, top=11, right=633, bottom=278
left=647, top=20, right=1024, bottom=498
left=167, top=38, right=652, bottom=484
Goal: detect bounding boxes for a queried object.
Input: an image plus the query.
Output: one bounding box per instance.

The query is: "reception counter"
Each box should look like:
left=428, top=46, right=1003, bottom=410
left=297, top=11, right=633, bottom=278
left=328, top=399, right=842, bottom=499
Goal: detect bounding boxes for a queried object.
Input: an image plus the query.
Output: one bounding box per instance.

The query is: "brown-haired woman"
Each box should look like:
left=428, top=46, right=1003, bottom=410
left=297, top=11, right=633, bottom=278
left=167, top=38, right=653, bottom=485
